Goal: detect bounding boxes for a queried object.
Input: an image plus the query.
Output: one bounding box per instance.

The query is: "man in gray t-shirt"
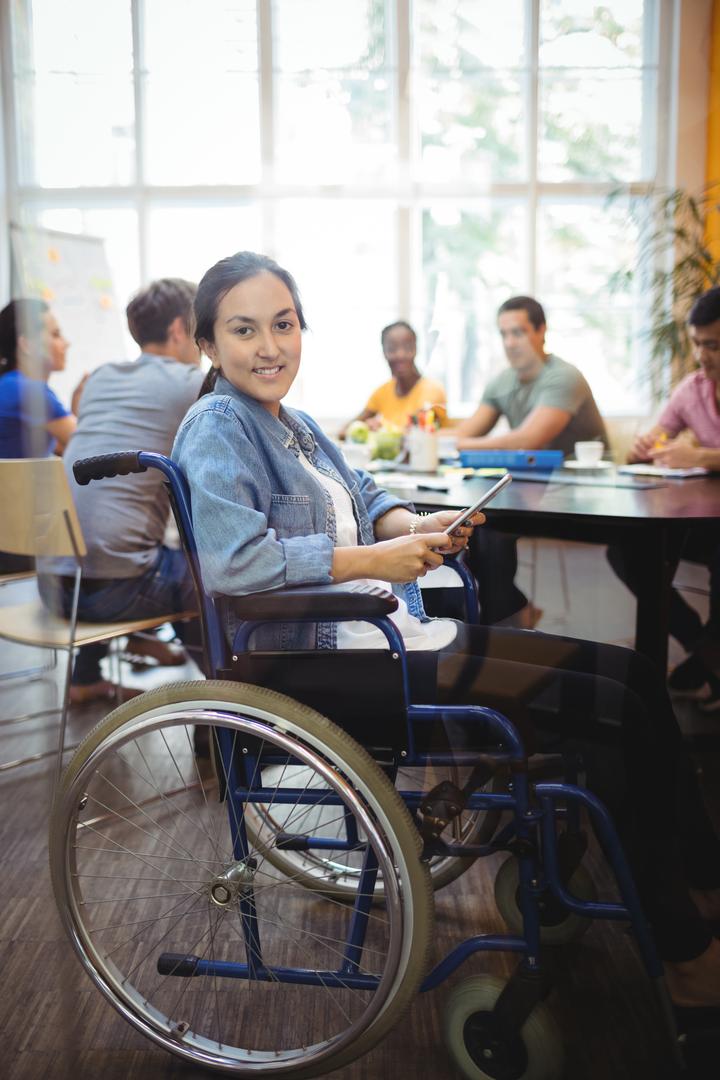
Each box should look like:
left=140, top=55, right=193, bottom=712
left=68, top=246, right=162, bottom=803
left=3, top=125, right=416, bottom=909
left=455, top=297, right=607, bottom=457
left=453, top=296, right=606, bottom=627
left=39, top=278, right=205, bottom=700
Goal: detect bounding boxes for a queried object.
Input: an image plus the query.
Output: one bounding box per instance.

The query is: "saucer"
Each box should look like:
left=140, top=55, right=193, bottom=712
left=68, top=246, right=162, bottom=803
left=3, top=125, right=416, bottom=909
left=564, top=459, right=613, bottom=470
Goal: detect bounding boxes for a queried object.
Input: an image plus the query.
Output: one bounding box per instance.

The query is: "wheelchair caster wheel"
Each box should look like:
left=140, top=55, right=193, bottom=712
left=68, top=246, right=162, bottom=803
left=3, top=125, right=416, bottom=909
left=494, top=856, right=597, bottom=945
left=443, top=974, right=564, bottom=1080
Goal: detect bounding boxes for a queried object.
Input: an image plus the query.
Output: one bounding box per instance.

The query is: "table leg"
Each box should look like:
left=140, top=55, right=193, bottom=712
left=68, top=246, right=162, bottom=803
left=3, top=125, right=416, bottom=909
left=633, top=524, right=673, bottom=672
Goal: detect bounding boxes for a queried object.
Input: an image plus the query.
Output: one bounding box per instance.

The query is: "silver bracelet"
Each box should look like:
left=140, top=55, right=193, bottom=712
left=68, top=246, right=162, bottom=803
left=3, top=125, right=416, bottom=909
left=408, top=513, right=426, bottom=535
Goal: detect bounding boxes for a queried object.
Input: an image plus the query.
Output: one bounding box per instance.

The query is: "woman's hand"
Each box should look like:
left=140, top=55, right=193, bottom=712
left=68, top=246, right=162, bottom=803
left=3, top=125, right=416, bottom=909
left=368, top=532, right=454, bottom=582
left=416, top=509, right=485, bottom=555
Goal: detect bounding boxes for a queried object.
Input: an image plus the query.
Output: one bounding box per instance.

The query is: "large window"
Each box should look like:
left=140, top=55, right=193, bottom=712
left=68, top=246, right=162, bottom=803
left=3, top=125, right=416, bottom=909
left=3, top=0, right=670, bottom=416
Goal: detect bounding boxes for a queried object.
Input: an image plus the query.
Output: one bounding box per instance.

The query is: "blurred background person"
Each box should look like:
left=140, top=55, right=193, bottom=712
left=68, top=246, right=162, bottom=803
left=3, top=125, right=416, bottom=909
left=608, top=286, right=720, bottom=709
left=37, top=278, right=205, bottom=703
left=0, top=298, right=75, bottom=460
left=455, top=296, right=607, bottom=628
left=0, top=298, right=76, bottom=572
left=339, top=320, right=446, bottom=437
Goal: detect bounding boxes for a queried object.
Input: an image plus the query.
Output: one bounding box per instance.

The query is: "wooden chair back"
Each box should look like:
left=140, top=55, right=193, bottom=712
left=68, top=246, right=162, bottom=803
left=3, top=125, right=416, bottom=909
left=0, top=457, right=86, bottom=559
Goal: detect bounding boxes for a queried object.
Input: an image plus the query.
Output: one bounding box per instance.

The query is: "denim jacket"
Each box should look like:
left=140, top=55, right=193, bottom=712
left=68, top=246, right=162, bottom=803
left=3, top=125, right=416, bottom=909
left=172, top=375, right=426, bottom=650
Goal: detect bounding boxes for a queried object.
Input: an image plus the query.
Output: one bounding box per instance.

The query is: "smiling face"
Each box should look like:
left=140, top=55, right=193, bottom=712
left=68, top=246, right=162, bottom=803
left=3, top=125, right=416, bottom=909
left=201, top=272, right=302, bottom=415
left=689, top=319, right=720, bottom=385
left=383, top=325, right=417, bottom=382
left=497, top=308, right=546, bottom=380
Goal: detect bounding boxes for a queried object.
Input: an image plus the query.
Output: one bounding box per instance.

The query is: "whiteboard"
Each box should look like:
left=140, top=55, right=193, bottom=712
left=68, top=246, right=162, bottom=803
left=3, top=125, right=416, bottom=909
left=10, top=224, right=127, bottom=407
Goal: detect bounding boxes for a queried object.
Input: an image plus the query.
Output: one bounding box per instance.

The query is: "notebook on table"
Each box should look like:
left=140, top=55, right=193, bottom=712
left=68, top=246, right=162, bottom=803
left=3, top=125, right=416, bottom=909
left=617, top=464, right=709, bottom=479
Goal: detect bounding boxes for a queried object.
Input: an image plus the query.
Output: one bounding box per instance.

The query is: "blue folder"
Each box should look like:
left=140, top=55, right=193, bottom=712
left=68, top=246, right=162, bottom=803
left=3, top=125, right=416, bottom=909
left=459, top=449, right=564, bottom=470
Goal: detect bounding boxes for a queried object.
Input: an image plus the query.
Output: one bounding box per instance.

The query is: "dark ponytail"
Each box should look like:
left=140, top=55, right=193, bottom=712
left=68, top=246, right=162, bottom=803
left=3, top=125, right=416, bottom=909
left=0, top=298, right=49, bottom=375
left=197, top=367, right=220, bottom=398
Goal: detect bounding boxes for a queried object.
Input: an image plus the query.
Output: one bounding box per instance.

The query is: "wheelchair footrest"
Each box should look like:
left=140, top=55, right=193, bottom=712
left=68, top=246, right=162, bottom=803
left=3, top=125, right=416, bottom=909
left=157, top=953, right=200, bottom=977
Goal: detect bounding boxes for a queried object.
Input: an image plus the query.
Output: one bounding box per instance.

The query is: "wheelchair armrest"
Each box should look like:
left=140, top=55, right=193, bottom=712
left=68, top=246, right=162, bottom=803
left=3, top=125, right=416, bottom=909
left=229, top=582, right=399, bottom=622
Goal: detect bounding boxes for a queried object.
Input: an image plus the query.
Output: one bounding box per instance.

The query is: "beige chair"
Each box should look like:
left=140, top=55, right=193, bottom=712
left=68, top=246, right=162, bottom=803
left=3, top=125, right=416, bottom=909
left=0, top=457, right=196, bottom=780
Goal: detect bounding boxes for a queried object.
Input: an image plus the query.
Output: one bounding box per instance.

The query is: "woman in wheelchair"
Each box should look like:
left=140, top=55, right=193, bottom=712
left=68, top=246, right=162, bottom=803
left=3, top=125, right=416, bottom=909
left=172, top=250, right=720, bottom=1018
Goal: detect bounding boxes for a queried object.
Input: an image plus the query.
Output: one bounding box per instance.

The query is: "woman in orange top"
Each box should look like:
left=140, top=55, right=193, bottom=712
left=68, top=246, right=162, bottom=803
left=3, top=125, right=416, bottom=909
left=339, top=321, right=446, bottom=436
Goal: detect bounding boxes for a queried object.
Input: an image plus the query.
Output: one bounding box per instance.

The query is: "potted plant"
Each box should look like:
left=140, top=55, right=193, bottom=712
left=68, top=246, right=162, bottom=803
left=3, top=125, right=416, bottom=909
left=610, top=183, right=720, bottom=402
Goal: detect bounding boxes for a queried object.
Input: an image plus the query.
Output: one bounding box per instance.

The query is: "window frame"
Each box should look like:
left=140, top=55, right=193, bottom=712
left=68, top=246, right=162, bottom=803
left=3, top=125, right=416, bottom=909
left=0, top=0, right=699, bottom=417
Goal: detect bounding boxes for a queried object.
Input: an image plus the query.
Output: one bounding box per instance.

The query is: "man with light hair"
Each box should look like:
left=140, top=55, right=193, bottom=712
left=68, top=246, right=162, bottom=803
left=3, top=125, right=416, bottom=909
left=39, top=278, right=205, bottom=703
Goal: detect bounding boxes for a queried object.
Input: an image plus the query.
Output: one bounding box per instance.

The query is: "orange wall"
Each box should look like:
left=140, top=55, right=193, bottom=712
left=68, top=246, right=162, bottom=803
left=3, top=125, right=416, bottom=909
left=706, top=0, right=720, bottom=258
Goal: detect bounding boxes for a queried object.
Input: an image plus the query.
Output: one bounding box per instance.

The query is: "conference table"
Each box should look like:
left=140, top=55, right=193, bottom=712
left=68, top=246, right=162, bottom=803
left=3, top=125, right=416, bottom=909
left=376, top=466, right=720, bottom=672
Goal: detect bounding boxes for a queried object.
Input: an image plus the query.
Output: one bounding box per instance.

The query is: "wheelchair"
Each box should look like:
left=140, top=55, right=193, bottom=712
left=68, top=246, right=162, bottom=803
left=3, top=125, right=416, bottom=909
left=48, top=450, right=685, bottom=1079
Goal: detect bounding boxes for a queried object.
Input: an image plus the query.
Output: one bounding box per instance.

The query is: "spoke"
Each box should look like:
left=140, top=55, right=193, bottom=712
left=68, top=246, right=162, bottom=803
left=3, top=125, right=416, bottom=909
left=74, top=872, right=211, bottom=883
left=246, top=896, right=390, bottom=967
left=247, top=756, right=336, bottom=881
left=218, top=905, right=364, bottom=1028
left=119, top=895, right=208, bottom=980
left=82, top=789, right=210, bottom=865
left=159, top=727, right=229, bottom=863
left=95, top=764, right=222, bottom=867
left=117, top=736, right=229, bottom=861
left=247, top=856, right=394, bottom=929
left=214, top=727, right=247, bottom=855
left=81, top=892, right=195, bottom=905
left=259, top=793, right=360, bottom=848
left=99, top=889, right=207, bottom=958
left=249, top=755, right=293, bottom=854
left=246, top=904, right=367, bottom=1024
left=75, top=823, right=207, bottom=896
left=179, top=914, right=227, bottom=1040
left=183, top=725, right=228, bottom=865
left=74, top=844, right=224, bottom=864
left=148, top=904, right=227, bottom=1004
left=207, top=901, right=224, bottom=1048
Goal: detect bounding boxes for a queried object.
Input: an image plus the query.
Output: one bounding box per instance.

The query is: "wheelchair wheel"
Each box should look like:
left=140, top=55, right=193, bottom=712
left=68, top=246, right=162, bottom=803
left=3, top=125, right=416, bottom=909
left=494, top=855, right=597, bottom=945
left=243, top=762, right=503, bottom=900
left=443, top=974, right=564, bottom=1080
left=49, top=680, right=433, bottom=1077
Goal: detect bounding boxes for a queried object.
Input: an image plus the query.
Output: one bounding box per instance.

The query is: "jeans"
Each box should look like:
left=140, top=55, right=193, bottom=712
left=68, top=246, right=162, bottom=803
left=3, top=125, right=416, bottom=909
left=38, top=546, right=201, bottom=684
left=409, top=622, right=720, bottom=962
left=607, top=527, right=720, bottom=652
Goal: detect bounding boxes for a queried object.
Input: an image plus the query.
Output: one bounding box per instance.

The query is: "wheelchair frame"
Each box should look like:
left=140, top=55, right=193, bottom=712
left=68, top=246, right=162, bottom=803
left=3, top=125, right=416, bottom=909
left=48, top=449, right=685, bottom=1079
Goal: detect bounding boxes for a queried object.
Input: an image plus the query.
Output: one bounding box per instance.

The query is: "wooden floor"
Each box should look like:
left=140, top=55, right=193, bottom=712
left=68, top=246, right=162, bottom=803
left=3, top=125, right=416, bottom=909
left=1, top=545, right=718, bottom=1080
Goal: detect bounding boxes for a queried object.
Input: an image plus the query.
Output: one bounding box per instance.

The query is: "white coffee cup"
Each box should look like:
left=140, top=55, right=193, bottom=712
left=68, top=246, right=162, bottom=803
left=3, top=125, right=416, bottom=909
left=574, top=440, right=604, bottom=466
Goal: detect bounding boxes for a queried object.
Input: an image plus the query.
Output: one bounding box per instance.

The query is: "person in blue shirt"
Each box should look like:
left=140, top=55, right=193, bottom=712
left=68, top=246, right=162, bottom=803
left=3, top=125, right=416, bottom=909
left=0, top=298, right=76, bottom=573
left=173, top=250, right=720, bottom=1017
left=0, top=298, right=75, bottom=459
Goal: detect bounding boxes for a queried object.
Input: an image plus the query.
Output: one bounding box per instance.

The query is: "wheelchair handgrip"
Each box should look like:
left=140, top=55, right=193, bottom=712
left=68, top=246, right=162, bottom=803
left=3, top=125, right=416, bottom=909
left=230, top=582, right=399, bottom=621
left=73, top=452, right=148, bottom=486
